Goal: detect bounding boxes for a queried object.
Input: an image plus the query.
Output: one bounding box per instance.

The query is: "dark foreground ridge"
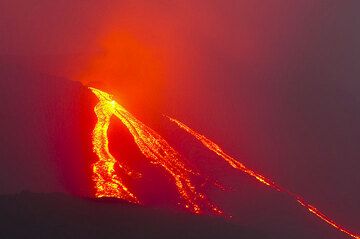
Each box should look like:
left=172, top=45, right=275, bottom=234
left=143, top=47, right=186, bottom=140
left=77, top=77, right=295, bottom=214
left=0, top=191, right=267, bottom=239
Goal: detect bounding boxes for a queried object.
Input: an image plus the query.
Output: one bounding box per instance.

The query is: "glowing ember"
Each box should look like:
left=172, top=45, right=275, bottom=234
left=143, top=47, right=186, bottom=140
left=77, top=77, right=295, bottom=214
left=90, top=87, right=223, bottom=215
left=167, top=116, right=359, bottom=239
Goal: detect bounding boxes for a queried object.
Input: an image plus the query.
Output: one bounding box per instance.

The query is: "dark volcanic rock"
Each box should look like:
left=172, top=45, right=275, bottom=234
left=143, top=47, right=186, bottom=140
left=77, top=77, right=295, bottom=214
left=0, top=192, right=267, bottom=239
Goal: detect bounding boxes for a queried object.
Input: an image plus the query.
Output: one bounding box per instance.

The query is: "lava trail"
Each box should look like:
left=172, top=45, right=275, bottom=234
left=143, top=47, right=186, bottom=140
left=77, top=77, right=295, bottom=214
left=167, top=116, right=359, bottom=239
left=91, top=92, right=139, bottom=203
left=90, top=87, right=222, bottom=215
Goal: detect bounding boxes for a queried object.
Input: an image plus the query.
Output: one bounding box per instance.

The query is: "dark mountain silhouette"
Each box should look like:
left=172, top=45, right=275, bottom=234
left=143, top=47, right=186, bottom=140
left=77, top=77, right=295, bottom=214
left=0, top=191, right=268, bottom=239
left=0, top=57, right=95, bottom=195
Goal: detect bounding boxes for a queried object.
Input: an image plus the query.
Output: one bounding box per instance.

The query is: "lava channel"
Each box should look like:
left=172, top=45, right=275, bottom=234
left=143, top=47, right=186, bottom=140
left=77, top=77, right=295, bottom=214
left=167, top=116, right=359, bottom=239
left=90, top=87, right=223, bottom=215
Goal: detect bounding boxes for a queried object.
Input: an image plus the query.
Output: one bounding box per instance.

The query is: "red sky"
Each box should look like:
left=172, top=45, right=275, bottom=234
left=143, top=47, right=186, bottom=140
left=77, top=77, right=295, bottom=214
left=0, top=0, right=359, bottom=235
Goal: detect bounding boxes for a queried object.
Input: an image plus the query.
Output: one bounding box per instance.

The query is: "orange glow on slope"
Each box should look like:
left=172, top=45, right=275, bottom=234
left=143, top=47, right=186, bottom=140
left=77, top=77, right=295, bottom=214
left=167, top=116, right=359, bottom=239
left=90, top=87, right=222, bottom=215
left=78, top=31, right=166, bottom=111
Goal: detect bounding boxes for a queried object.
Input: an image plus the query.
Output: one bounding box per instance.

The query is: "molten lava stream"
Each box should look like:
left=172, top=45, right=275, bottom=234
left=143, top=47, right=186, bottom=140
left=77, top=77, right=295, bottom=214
left=166, top=116, right=359, bottom=239
left=92, top=96, right=139, bottom=203
left=90, top=87, right=223, bottom=215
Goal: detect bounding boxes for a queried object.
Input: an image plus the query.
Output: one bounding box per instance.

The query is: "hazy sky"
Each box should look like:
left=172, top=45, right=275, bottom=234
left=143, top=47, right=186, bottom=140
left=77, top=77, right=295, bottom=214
left=0, top=0, right=359, bottom=236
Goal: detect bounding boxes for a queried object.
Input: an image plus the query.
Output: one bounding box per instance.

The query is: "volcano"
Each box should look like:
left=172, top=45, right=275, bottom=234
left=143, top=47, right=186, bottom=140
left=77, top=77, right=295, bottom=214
left=0, top=58, right=358, bottom=239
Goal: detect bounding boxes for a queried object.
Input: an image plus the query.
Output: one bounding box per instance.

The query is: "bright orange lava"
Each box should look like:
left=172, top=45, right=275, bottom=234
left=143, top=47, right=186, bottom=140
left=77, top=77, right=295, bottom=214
left=167, top=116, right=359, bottom=239
left=91, top=89, right=139, bottom=203
left=90, top=87, right=223, bottom=215
left=88, top=85, right=358, bottom=237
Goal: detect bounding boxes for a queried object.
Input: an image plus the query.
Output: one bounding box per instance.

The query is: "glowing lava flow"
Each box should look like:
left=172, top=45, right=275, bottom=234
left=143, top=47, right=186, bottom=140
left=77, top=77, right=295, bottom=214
left=90, top=87, right=222, bottom=215
left=167, top=116, right=359, bottom=239
left=92, top=92, right=139, bottom=203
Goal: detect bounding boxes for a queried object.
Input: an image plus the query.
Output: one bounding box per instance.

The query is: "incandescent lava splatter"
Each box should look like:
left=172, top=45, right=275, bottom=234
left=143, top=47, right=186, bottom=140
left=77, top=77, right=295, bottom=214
left=90, top=87, right=223, bottom=215
left=166, top=116, right=359, bottom=239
